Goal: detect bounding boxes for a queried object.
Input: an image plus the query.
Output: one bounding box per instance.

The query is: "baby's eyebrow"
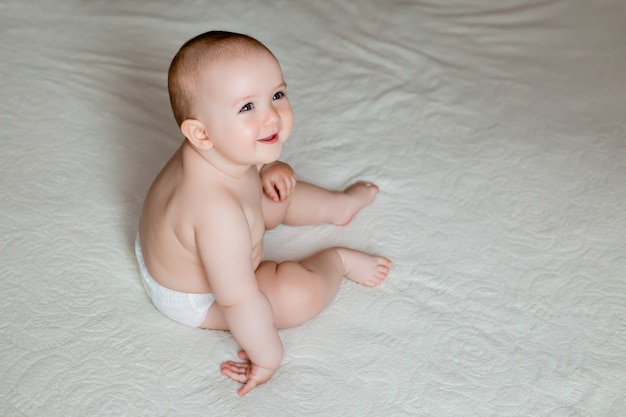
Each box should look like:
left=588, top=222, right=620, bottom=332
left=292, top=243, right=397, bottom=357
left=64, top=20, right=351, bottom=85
left=231, top=82, right=287, bottom=107
left=232, top=95, right=254, bottom=107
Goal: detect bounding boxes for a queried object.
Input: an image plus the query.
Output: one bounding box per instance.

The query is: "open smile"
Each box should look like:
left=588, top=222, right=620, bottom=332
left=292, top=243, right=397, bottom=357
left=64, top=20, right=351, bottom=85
left=258, top=133, right=279, bottom=144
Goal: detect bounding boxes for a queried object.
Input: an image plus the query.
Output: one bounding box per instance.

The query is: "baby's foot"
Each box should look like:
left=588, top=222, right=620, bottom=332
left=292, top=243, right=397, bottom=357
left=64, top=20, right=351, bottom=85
left=334, top=181, right=379, bottom=226
left=336, top=248, right=392, bottom=287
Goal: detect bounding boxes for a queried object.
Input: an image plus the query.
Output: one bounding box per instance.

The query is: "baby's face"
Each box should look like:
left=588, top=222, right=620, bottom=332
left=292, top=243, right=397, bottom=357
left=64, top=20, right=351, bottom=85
left=196, top=49, right=294, bottom=166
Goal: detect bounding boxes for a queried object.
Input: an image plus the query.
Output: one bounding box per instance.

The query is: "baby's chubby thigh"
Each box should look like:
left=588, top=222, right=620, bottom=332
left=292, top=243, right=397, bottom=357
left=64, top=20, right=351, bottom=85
left=199, top=259, right=330, bottom=330
left=255, top=260, right=327, bottom=329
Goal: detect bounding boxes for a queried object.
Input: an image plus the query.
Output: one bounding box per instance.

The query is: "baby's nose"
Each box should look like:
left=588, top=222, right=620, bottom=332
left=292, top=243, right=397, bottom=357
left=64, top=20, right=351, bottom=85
left=264, top=106, right=280, bottom=125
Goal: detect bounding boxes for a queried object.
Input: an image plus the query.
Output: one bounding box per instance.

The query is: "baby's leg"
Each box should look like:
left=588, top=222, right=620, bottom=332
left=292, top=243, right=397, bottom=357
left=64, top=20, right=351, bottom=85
left=199, top=248, right=391, bottom=330
left=254, top=248, right=391, bottom=329
left=262, top=180, right=379, bottom=230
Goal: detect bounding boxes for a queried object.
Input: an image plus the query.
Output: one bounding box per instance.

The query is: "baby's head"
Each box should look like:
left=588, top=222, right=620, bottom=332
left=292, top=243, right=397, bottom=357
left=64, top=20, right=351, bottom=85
left=167, top=31, right=293, bottom=165
left=168, top=31, right=277, bottom=127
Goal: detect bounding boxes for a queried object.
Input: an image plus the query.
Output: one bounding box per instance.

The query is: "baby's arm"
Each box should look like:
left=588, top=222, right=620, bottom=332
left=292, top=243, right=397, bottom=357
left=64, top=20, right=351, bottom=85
left=195, top=197, right=283, bottom=395
left=258, top=161, right=297, bottom=202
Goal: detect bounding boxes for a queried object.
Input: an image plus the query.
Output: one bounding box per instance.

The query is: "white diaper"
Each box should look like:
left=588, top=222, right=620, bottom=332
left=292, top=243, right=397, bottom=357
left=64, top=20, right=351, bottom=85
left=135, top=234, right=215, bottom=328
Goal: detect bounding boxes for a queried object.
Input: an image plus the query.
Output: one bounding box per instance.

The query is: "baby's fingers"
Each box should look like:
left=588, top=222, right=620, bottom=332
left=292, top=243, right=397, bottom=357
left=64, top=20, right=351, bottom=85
left=273, top=181, right=289, bottom=201
left=276, top=176, right=297, bottom=201
left=238, top=376, right=260, bottom=397
left=286, top=174, right=297, bottom=197
left=221, top=362, right=248, bottom=383
left=262, top=180, right=281, bottom=202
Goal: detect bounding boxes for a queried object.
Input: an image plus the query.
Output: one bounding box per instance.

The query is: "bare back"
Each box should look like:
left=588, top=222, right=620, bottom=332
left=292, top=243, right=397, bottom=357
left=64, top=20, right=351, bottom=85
left=138, top=141, right=265, bottom=294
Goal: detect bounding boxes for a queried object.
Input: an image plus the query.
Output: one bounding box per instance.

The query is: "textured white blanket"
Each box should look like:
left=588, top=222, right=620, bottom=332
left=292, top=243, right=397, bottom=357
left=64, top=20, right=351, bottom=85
left=1, top=1, right=625, bottom=416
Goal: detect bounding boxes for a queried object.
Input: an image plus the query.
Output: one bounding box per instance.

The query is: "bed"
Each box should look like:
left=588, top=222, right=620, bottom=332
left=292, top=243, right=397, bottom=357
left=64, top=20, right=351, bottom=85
left=2, top=0, right=625, bottom=415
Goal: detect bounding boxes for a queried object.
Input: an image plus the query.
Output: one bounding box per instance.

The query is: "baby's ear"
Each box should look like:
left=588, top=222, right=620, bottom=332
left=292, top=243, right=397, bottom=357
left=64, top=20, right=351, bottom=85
left=181, top=119, right=213, bottom=150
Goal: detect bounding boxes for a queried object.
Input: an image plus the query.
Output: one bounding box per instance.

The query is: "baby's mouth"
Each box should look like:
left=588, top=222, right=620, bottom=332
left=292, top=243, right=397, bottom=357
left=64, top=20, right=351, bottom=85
left=258, top=133, right=278, bottom=144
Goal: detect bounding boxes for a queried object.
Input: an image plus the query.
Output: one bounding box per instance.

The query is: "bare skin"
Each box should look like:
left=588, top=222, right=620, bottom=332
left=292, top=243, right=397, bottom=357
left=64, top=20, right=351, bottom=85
left=138, top=42, right=392, bottom=397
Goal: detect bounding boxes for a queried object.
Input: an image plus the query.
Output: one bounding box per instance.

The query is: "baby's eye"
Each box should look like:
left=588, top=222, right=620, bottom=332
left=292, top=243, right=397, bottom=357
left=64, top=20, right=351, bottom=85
left=273, top=91, right=285, bottom=101
left=240, top=103, right=254, bottom=112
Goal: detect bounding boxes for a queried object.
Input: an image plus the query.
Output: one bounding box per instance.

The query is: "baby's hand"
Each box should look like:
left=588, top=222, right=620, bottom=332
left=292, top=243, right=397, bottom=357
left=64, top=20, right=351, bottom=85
left=259, top=161, right=297, bottom=202
left=221, top=351, right=277, bottom=397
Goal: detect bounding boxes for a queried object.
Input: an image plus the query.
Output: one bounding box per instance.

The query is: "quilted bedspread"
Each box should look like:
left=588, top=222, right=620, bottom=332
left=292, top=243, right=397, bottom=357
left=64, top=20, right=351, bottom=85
left=1, top=0, right=625, bottom=416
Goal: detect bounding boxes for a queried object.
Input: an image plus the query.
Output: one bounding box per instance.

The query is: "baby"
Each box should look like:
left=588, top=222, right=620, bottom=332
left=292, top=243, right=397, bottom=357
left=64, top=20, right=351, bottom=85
left=136, top=31, right=392, bottom=397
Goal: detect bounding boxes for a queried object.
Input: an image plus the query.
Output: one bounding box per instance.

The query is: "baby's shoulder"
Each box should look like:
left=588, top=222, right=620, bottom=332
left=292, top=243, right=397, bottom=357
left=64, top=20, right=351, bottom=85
left=186, top=180, right=245, bottom=218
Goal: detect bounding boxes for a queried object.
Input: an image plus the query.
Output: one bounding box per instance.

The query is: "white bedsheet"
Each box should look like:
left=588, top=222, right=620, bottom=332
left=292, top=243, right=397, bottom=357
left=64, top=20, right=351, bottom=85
left=1, top=0, right=625, bottom=416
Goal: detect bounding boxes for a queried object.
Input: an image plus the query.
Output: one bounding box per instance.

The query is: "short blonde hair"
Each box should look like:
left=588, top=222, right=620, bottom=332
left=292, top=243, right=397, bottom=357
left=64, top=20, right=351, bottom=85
left=167, top=31, right=274, bottom=127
